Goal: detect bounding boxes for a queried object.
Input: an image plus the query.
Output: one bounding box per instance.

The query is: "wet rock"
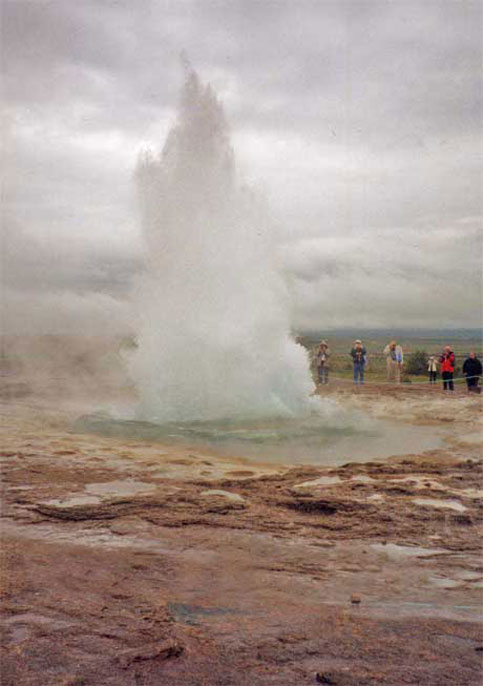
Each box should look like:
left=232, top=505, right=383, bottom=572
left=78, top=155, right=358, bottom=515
left=451, top=513, right=474, bottom=525
left=200, top=489, right=245, bottom=502
left=58, top=677, right=86, bottom=686
left=34, top=487, right=175, bottom=521
left=225, top=470, right=256, bottom=478
left=281, top=496, right=373, bottom=515
left=199, top=489, right=247, bottom=512
left=316, top=674, right=338, bottom=685
left=292, top=476, right=342, bottom=491
left=311, top=539, right=336, bottom=548
left=35, top=500, right=123, bottom=521
left=316, top=671, right=376, bottom=685
left=85, top=480, right=157, bottom=497
left=282, top=499, right=338, bottom=514
left=116, top=639, right=183, bottom=668
left=339, top=564, right=363, bottom=572
left=315, top=671, right=364, bottom=685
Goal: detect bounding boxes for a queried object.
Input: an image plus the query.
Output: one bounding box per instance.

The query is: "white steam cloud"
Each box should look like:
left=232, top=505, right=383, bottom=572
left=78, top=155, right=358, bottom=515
left=130, top=71, right=313, bottom=422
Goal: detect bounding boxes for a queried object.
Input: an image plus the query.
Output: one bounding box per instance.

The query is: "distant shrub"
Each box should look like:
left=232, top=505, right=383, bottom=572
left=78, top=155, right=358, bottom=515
left=405, top=350, right=428, bottom=375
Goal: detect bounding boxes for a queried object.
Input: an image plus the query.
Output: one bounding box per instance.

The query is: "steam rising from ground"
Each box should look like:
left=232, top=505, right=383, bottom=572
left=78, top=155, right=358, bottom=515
left=130, top=71, right=313, bottom=422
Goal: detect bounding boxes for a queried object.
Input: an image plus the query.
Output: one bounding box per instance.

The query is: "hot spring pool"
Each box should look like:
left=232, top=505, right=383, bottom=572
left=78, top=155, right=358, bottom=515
left=73, top=413, right=447, bottom=467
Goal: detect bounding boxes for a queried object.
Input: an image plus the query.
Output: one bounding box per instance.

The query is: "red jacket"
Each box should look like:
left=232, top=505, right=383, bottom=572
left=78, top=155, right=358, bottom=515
left=440, top=351, right=455, bottom=373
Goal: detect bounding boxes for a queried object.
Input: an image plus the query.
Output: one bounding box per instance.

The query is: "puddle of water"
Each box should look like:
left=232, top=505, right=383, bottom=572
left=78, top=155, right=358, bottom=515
left=167, top=602, right=240, bottom=626
left=327, top=598, right=481, bottom=621
left=371, top=543, right=448, bottom=560
left=39, top=480, right=158, bottom=511
left=3, top=613, right=74, bottom=630
left=2, top=520, right=167, bottom=552
left=390, top=476, right=483, bottom=500
left=412, top=498, right=467, bottom=513
left=200, top=489, right=245, bottom=503
left=42, top=494, right=103, bottom=508
left=85, top=480, right=156, bottom=497
left=74, top=414, right=447, bottom=467
left=291, top=473, right=377, bottom=491
left=351, top=475, right=376, bottom=483
left=453, top=570, right=483, bottom=581
left=427, top=576, right=463, bottom=589
left=459, top=488, right=483, bottom=499
left=293, top=476, right=342, bottom=489
left=457, top=432, right=483, bottom=446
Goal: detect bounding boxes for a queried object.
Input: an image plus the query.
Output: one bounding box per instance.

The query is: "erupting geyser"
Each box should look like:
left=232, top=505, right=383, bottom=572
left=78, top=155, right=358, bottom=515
left=131, top=70, right=314, bottom=422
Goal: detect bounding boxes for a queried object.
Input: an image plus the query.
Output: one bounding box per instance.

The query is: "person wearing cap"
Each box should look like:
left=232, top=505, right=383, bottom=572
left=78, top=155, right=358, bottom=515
left=315, top=340, right=330, bottom=385
left=383, top=340, right=404, bottom=383
left=350, top=340, right=367, bottom=386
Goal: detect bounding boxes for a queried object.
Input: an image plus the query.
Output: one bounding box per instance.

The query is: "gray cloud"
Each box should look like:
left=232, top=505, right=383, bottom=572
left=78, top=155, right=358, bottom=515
left=281, top=216, right=482, bottom=330
left=2, top=0, right=482, bottom=333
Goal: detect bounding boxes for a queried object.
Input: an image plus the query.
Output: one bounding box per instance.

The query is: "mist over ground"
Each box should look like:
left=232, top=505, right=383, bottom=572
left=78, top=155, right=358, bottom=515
left=2, top=0, right=482, bottom=336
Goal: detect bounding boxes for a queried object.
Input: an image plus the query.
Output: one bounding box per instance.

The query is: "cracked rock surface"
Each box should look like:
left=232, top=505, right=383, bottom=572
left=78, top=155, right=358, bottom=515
left=1, top=383, right=482, bottom=685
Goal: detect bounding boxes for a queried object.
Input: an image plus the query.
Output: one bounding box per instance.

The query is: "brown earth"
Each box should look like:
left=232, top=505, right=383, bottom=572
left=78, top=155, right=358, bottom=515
left=1, top=368, right=482, bottom=685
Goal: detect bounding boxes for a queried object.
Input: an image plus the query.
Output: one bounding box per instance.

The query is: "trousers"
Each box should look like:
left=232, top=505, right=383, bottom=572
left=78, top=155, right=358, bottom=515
left=387, top=359, right=401, bottom=383
left=353, top=362, right=365, bottom=385
left=442, top=371, right=454, bottom=391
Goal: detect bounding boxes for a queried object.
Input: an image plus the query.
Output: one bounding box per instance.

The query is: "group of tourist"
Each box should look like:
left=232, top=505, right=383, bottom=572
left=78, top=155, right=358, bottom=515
left=313, top=339, right=482, bottom=392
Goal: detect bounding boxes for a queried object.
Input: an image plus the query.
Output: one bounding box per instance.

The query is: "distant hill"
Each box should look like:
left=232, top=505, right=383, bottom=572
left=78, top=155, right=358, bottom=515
left=297, top=328, right=482, bottom=341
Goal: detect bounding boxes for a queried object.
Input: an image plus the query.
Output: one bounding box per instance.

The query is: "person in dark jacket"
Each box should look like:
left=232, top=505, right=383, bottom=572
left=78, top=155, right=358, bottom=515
left=462, top=352, right=482, bottom=393
left=439, top=345, right=455, bottom=391
left=350, top=339, right=367, bottom=386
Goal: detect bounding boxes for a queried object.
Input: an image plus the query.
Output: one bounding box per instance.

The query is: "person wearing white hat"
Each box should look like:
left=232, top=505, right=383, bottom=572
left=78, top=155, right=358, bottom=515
left=383, top=340, right=404, bottom=383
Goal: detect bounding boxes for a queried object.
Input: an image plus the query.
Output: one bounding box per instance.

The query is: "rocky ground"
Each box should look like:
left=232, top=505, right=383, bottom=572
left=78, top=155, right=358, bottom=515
left=1, top=378, right=482, bottom=685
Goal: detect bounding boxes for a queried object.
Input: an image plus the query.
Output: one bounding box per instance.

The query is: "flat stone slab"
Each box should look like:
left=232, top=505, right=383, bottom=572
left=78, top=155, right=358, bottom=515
left=371, top=543, right=448, bottom=560
left=197, top=489, right=247, bottom=511
left=199, top=489, right=246, bottom=504
left=293, top=476, right=342, bottom=489
left=41, top=494, right=104, bottom=509
left=412, top=497, right=467, bottom=513
left=85, top=480, right=157, bottom=497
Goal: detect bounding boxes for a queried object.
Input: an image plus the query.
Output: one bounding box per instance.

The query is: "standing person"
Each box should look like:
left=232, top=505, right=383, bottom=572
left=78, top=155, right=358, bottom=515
left=439, top=345, right=455, bottom=391
left=427, top=355, right=438, bottom=384
left=315, top=340, right=330, bottom=385
left=383, top=340, right=404, bottom=383
left=350, top=339, right=367, bottom=386
left=462, top=352, right=482, bottom=393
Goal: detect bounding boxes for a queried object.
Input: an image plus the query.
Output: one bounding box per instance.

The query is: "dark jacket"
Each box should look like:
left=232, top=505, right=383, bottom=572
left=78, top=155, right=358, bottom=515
left=350, top=347, right=366, bottom=364
left=462, top=357, right=482, bottom=378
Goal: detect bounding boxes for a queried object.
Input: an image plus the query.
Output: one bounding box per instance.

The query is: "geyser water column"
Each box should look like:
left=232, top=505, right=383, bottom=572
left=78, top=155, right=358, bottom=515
left=131, top=70, right=313, bottom=422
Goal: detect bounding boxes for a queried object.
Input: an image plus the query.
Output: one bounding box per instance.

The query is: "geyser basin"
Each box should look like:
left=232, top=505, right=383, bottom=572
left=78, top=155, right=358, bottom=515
left=74, top=413, right=445, bottom=466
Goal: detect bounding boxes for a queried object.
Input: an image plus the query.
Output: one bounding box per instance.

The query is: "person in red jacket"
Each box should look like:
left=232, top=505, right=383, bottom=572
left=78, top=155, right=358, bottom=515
left=439, top=345, right=455, bottom=391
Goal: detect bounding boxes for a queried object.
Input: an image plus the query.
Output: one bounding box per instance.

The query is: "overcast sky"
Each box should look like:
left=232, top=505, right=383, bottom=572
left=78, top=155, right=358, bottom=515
left=2, top=0, right=482, bottom=333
